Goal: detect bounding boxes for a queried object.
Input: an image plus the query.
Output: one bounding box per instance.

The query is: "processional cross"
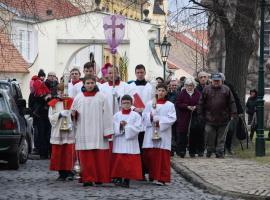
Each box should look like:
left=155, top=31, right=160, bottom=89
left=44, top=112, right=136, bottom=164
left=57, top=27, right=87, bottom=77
left=103, top=15, right=126, bottom=113
left=103, top=15, right=125, bottom=54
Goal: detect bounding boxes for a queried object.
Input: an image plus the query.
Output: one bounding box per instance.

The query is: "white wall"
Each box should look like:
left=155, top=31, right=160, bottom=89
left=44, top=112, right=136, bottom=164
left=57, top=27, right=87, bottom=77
left=21, top=12, right=163, bottom=98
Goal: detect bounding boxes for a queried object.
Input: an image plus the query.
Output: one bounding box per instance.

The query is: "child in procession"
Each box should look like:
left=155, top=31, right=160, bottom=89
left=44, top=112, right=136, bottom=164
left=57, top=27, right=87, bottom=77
left=48, top=83, right=75, bottom=181
left=111, top=95, right=143, bottom=188
left=142, top=83, right=177, bottom=185
left=71, top=75, right=113, bottom=187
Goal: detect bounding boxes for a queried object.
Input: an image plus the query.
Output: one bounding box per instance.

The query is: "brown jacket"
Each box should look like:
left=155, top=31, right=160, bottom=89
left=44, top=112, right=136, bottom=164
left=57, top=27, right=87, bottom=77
left=198, top=84, right=237, bottom=125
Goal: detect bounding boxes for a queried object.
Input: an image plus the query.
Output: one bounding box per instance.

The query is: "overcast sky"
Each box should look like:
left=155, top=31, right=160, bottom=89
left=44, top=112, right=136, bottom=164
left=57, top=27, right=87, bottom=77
left=168, top=0, right=207, bottom=30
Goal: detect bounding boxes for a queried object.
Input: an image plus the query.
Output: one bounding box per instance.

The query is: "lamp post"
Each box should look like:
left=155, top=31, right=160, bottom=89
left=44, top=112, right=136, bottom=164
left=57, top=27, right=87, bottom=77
left=256, top=0, right=266, bottom=156
left=160, top=35, right=171, bottom=80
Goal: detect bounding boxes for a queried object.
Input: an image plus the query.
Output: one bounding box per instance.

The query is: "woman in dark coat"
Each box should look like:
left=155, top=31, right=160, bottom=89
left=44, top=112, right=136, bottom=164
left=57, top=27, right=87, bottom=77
left=175, top=78, right=202, bottom=158
left=246, top=89, right=257, bottom=140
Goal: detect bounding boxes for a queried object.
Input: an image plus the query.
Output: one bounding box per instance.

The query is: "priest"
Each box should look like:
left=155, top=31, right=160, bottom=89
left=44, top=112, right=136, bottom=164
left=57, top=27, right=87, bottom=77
left=100, top=66, right=129, bottom=114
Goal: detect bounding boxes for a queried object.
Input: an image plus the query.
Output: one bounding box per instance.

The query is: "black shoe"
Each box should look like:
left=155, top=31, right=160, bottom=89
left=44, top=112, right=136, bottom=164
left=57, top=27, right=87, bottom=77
left=121, top=179, right=130, bottom=188
left=40, top=155, right=49, bottom=160
left=206, top=151, right=212, bottom=158
left=189, top=154, right=195, bottom=158
left=216, top=153, right=224, bottom=158
left=114, top=178, right=122, bottom=186
left=178, top=152, right=185, bottom=158
left=32, top=148, right=39, bottom=155
left=66, top=174, right=74, bottom=181
left=83, top=182, right=93, bottom=187
left=198, top=153, right=204, bottom=157
left=56, top=176, right=66, bottom=181
left=95, top=182, right=102, bottom=185
left=226, top=149, right=234, bottom=156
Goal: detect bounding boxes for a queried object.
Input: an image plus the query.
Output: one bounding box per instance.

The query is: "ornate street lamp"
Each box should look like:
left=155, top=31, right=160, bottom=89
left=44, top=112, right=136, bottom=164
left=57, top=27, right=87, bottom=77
left=160, top=35, right=171, bottom=80
left=256, top=0, right=266, bottom=156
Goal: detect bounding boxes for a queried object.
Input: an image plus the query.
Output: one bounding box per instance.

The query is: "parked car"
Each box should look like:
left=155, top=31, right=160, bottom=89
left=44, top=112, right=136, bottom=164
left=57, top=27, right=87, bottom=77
left=0, top=79, right=23, bottom=101
left=0, top=86, right=33, bottom=169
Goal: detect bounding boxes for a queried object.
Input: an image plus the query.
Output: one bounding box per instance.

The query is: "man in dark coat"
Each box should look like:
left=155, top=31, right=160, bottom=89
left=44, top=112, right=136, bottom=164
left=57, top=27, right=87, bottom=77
left=167, top=79, right=178, bottom=156
left=220, top=73, right=244, bottom=155
left=198, top=73, right=237, bottom=158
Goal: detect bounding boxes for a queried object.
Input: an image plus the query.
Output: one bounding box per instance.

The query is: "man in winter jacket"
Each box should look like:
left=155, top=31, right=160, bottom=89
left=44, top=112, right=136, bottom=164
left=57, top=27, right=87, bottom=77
left=198, top=73, right=237, bottom=158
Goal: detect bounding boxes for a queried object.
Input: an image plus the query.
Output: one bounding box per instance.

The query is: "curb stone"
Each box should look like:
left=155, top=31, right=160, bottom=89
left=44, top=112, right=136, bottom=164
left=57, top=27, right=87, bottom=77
left=171, top=160, right=270, bottom=200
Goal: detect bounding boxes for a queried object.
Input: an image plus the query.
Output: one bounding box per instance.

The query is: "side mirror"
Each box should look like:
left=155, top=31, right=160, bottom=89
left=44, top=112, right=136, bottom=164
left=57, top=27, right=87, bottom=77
left=17, top=98, right=26, bottom=108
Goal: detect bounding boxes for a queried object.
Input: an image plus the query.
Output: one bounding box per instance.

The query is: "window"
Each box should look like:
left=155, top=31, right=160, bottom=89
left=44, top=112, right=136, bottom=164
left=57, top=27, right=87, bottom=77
left=18, top=29, right=32, bottom=61
left=264, top=21, right=270, bottom=57
left=0, top=94, right=8, bottom=112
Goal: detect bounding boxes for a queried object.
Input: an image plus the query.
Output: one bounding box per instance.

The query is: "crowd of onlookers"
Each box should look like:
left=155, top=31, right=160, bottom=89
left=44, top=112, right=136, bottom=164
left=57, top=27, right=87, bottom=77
left=28, top=63, right=260, bottom=160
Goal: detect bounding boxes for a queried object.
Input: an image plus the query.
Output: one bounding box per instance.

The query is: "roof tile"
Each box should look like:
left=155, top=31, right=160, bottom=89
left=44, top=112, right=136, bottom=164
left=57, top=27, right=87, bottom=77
left=0, top=32, right=29, bottom=73
left=0, top=0, right=81, bottom=21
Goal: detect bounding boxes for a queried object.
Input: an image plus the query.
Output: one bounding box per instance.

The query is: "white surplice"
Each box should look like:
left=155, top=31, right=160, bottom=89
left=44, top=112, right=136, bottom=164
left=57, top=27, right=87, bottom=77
left=113, top=111, right=142, bottom=154
left=71, top=92, right=113, bottom=150
left=100, top=81, right=130, bottom=114
left=142, top=101, right=177, bottom=150
left=68, top=81, right=83, bottom=98
left=49, top=101, right=75, bottom=145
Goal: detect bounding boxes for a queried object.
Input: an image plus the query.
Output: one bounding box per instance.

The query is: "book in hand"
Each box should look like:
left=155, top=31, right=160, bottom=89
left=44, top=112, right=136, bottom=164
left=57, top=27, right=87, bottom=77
left=133, top=93, right=145, bottom=109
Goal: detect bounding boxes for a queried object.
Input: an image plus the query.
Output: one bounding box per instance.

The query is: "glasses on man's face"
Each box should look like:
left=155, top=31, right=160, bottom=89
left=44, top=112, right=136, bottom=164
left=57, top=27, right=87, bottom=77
left=71, top=73, right=79, bottom=75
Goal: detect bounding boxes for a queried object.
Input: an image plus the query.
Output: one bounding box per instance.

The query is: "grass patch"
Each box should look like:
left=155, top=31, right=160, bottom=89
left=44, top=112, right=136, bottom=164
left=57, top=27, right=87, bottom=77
left=234, top=131, right=270, bottom=164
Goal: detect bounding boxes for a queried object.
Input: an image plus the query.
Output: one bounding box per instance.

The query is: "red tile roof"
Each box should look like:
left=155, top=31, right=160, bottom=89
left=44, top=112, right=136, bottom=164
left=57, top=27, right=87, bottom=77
left=0, top=32, right=29, bottom=73
left=168, top=31, right=208, bottom=55
left=188, top=30, right=208, bottom=46
left=0, top=0, right=81, bottom=21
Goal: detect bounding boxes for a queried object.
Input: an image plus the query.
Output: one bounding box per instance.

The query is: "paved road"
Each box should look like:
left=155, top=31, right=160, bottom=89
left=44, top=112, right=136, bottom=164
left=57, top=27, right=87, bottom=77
left=0, top=159, right=240, bottom=200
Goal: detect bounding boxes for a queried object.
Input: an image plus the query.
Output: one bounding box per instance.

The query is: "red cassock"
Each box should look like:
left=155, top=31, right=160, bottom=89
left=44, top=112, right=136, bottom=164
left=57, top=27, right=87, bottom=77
left=79, top=149, right=111, bottom=183
left=143, top=148, right=171, bottom=183
left=50, top=144, right=75, bottom=171
left=111, top=153, right=143, bottom=180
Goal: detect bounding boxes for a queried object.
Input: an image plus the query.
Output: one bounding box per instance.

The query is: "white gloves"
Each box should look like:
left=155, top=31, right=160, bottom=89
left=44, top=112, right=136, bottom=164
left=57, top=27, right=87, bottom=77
left=60, top=110, right=70, bottom=117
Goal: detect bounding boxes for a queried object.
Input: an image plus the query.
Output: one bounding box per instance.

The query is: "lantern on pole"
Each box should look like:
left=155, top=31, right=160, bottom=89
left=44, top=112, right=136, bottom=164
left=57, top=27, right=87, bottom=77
left=160, top=35, right=171, bottom=80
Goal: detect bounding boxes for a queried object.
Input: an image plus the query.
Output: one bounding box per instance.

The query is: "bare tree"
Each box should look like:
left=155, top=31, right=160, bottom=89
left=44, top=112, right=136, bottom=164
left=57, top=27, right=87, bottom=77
left=189, top=0, right=259, bottom=107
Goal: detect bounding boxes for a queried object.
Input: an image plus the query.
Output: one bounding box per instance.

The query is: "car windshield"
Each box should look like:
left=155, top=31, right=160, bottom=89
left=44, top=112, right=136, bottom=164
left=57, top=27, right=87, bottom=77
left=0, top=94, right=8, bottom=112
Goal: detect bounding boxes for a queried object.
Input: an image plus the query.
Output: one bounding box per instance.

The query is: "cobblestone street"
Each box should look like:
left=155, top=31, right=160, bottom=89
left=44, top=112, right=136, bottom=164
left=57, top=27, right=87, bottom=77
left=0, top=159, right=240, bottom=200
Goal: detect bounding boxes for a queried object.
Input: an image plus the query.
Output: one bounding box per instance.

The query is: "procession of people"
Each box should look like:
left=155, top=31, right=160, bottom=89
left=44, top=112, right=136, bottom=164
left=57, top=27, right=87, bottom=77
left=29, top=60, right=248, bottom=188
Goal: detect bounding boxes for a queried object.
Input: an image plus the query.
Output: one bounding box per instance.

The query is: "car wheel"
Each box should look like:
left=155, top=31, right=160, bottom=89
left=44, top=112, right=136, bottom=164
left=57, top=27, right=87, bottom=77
left=8, top=152, right=19, bottom=170
left=19, top=137, right=29, bottom=164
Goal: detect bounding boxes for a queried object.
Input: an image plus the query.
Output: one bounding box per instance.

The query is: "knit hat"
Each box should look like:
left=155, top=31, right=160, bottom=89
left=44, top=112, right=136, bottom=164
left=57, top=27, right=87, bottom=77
left=38, top=69, right=46, bottom=77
